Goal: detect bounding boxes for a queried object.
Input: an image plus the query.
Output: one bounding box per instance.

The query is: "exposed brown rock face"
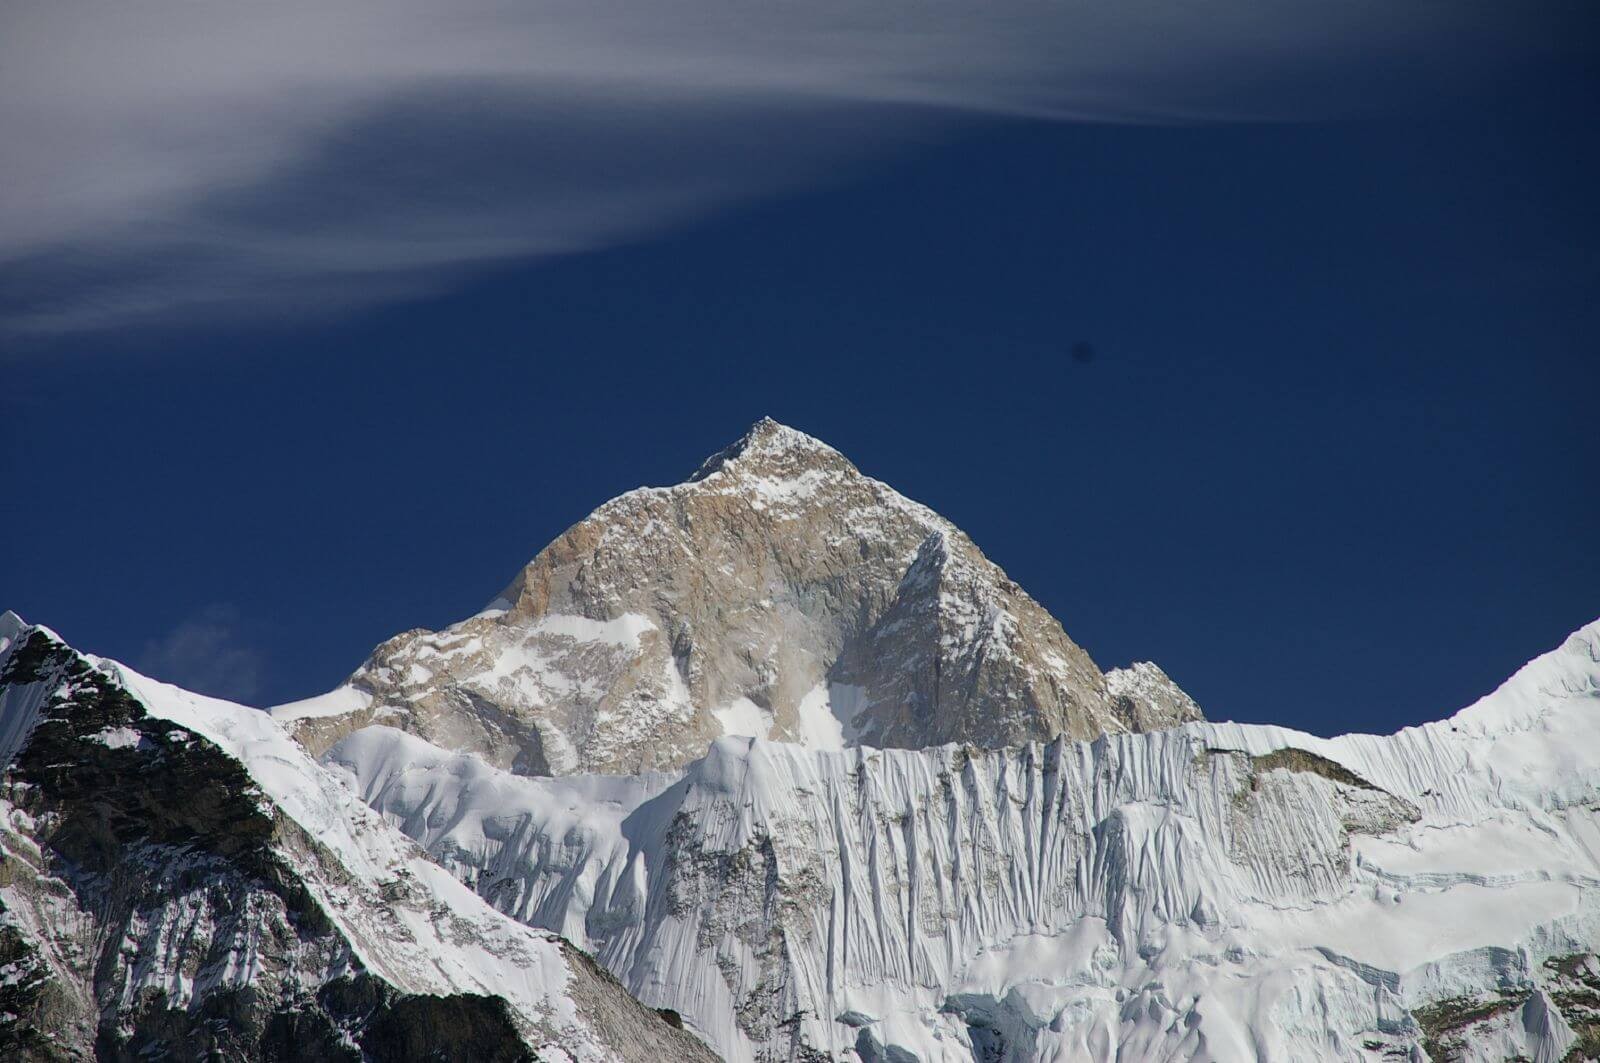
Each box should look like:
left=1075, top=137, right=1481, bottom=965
left=1103, top=660, right=1208, bottom=733
left=284, top=418, right=1201, bottom=774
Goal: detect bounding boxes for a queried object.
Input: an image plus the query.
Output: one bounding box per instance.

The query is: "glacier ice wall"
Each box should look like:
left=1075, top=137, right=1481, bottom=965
left=327, top=620, right=1600, bottom=1061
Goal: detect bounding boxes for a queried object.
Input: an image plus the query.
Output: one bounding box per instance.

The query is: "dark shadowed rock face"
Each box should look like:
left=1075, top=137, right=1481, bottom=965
left=0, top=631, right=351, bottom=1060
left=286, top=418, right=1202, bottom=774
left=0, top=625, right=718, bottom=1062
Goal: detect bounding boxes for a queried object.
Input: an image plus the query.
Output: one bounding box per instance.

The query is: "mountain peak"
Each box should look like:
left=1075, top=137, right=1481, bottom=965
left=292, top=414, right=1198, bottom=775
left=687, top=416, right=851, bottom=483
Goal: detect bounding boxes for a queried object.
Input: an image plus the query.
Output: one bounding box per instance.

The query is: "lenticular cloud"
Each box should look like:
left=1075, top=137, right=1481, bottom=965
left=0, top=0, right=1571, bottom=334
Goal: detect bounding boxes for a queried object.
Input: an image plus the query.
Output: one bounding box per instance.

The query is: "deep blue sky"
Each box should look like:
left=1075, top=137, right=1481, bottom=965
left=3, top=65, right=1597, bottom=735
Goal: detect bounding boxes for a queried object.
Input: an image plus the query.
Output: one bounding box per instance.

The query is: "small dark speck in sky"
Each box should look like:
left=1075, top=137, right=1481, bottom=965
left=1071, top=341, right=1096, bottom=364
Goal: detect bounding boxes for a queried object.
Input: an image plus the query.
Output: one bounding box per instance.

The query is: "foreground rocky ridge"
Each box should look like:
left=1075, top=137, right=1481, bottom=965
left=0, top=612, right=715, bottom=1062
left=325, top=620, right=1600, bottom=1062
left=279, top=418, right=1201, bottom=775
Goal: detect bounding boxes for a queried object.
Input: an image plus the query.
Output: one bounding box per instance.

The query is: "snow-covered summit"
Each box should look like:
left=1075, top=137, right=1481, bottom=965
left=283, top=418, right=1202, bottom=775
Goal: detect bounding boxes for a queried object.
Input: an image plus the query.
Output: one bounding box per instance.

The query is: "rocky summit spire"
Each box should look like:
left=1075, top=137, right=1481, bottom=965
left=687, top=416, right=849, bottom=482
left=281, top=418, right=1203, bottom=774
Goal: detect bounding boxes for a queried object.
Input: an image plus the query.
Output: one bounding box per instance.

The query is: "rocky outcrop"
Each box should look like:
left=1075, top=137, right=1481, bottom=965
left=1104, top=661, right=1206, bottom=732
left=0, top=615, right=717, bottom=1062
left=282, top=418, right=1201, bottom=775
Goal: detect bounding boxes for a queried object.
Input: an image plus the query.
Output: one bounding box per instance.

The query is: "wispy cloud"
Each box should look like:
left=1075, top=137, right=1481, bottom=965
left=136, top=604, right=264, bottom=703
left=0, top=0, right=1575, bottom=336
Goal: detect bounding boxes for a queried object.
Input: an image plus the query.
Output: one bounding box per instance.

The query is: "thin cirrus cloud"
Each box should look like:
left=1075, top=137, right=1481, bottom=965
left=136, top=604, right=264, bottom=704
left=0, top=0, right=1576, bottom=337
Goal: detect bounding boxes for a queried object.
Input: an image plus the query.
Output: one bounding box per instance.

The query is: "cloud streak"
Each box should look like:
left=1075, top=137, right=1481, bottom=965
left=0, top=0, right=1578, bottom=336
left=136, top=604, right=264, bottom=703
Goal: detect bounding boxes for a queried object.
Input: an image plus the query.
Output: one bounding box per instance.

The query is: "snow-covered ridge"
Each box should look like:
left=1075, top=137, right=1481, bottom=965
left=325, top=618, right=1600, bottom=1062
left=119, top=667, right=589, bottom=1017
left=4, top=608, right=1597, bottom=1060
left=0, top=619, right=716, bottom=1061
left=0, top=609, right=57, bottom=765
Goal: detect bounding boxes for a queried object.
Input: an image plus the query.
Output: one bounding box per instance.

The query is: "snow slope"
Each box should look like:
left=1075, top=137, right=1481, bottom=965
left=0, top=615, right=715, bottom=1061
left=325, top=619, right=1600, bottom=1061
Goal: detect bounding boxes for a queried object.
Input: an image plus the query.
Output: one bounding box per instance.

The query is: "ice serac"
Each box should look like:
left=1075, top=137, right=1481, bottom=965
left=282, top=417, right=1200, bottom=775
left=326, top=619, right=1600, bottom=1063
left=0, top=618, right=715, bottom=1062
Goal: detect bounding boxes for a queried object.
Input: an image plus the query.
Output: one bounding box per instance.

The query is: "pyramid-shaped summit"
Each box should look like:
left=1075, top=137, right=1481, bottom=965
left=280, top=418, right=1202, bottom=774
left=687, top=415, right=849, bottom=481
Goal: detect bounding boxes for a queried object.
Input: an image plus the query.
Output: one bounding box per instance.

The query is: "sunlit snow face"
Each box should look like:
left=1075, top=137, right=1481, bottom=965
left=319, top=618, right=1600, bottom=1062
